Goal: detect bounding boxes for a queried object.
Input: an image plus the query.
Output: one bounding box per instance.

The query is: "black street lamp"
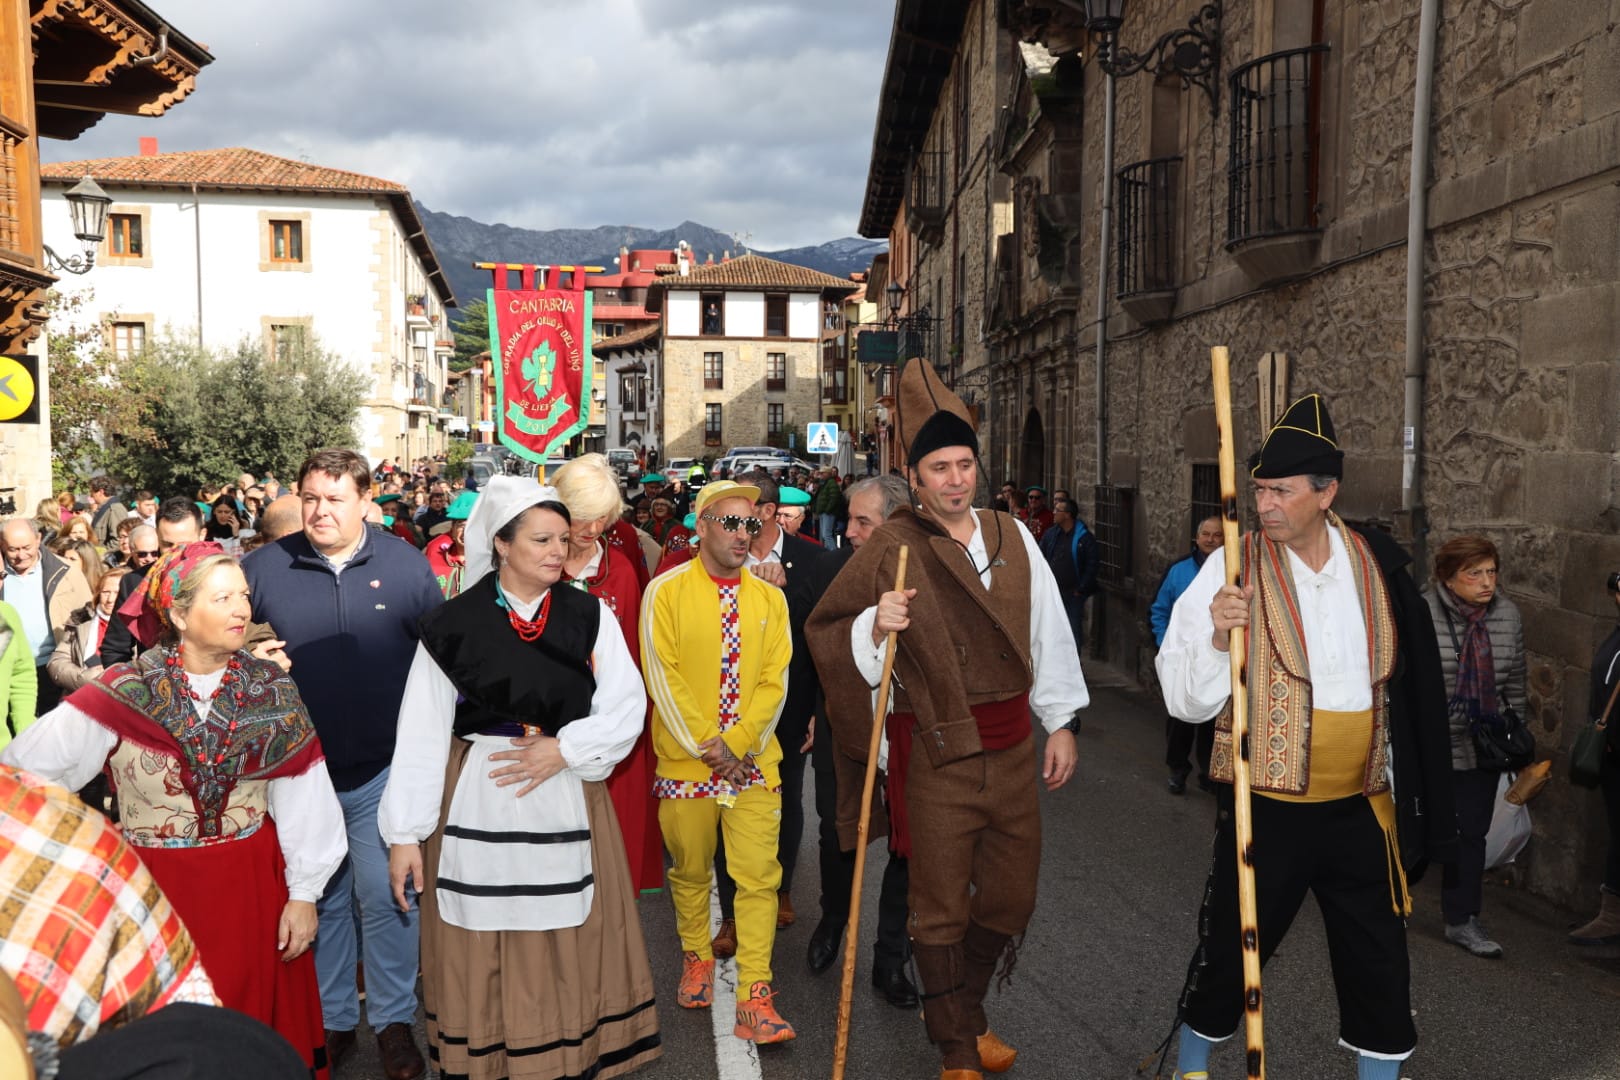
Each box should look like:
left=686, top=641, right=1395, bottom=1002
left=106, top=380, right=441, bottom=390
left=43, top=174, right=113, bottom=275
left=885, top=279, right=904, bottom=322
left=1083, top=0, right=1222, bottom=113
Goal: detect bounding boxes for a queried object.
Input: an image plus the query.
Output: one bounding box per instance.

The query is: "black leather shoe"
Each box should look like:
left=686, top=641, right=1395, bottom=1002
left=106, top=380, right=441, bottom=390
left=872, top=964, right=919, bottom=1009
left=1168, top=771, right=1188, bottom=795
left=807, top=917, right=843, bottom=974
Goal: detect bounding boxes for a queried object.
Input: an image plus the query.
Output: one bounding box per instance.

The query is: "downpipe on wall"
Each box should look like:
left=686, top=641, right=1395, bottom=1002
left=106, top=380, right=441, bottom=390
left=1402, top=0, right=1441, bottom=573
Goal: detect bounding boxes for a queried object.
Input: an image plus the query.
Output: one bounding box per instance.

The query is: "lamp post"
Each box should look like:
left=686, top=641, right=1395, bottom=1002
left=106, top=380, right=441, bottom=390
left=43, top=175, right=113, bottom=275
left=1082, top=0, right=1222, bottom=113
left=885, top=279, right=903, bottom=324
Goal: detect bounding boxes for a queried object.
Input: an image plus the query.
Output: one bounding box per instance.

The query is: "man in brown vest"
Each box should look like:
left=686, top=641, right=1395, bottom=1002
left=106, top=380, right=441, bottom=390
left=1154, top=394, right=1453, bottom=1080
left=807, top=359, right=1086, bottom=1080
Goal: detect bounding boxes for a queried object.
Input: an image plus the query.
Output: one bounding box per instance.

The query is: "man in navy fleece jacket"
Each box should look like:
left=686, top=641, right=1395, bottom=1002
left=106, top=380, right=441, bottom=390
left=241, top=448, right=441, bottom=1080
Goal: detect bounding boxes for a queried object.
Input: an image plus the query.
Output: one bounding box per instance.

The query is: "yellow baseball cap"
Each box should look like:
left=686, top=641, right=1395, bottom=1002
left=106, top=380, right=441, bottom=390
left=694, top=479, right=761, bottom=516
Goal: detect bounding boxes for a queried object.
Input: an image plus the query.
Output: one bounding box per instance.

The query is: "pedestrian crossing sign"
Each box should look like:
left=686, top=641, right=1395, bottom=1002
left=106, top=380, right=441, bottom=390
left=806, top=422, right=838, bottom=455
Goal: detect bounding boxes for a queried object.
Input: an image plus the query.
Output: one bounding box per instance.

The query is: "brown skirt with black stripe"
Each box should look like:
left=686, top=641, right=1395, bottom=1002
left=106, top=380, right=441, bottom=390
left=421, top=740, right=662, bottom=1080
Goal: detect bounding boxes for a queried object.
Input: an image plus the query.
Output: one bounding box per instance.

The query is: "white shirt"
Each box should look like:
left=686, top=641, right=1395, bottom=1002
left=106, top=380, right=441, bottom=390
left=744, top=527, right=785, bottom=570
left=0, top=672, right=348, bottom=902
left=848, top=514, right=1089, bottom=733
left=1156, top=526, right=1373, bottom=723
left=376, top=594, right=646, bottom=846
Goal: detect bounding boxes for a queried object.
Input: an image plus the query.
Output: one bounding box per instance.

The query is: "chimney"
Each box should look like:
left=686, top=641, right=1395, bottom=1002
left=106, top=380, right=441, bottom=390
left=139, top=137, right=159, bottom=156
left=722, top=250, right=731, bottom=262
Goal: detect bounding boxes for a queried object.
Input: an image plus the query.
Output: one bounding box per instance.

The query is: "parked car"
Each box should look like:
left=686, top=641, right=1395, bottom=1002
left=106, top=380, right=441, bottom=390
left=662, top=457, right=698, bottom=484
left=605, top=448, right=639, bottom=480
left=466, top=455, right=500, bottom=488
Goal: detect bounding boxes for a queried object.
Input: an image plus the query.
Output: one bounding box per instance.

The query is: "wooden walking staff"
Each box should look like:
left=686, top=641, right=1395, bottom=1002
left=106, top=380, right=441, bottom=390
left=831, top=545, right=909, bottom=1080
left=1211, top=346, right=1266, bottom=1079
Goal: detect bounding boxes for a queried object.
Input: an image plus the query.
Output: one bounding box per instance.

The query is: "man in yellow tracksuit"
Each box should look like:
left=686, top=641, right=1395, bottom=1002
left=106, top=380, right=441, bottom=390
left=640, top=479, right=796, bottom=1044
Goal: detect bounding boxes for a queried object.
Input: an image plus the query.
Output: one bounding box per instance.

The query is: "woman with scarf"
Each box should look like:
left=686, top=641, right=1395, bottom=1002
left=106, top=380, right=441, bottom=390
left=380, top=476, right=661, bottom=1080
left=552, top=455, right=662, bottom=896
left=1424, top=534, right=1525, bottom=959
left=0, top=542, right=346, bottom=1077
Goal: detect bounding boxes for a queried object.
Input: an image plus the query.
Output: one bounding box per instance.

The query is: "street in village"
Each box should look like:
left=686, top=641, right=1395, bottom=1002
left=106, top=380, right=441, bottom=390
left=335, top=667, right=1620, bottom=1080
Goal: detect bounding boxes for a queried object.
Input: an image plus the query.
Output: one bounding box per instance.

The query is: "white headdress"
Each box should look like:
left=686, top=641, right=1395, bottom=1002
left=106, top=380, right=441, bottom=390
left=461, top=475, right=563, bottom=588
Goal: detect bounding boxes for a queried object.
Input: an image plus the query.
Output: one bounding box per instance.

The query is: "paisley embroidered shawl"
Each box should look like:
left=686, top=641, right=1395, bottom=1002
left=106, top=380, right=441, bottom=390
left=67, top=649, right=324, bottom=837
left=1211, top=512, right=1399, bottom=796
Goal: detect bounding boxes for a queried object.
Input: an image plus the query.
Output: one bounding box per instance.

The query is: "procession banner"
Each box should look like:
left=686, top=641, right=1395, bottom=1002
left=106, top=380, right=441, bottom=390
left=485, top=265, right=594, bottom=464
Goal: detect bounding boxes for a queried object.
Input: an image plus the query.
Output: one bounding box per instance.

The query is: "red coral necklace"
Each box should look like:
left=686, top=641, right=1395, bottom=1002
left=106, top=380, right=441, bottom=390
left=505, top=590, right=553, bottom=642
left=166, top=646, right=246, bottom=767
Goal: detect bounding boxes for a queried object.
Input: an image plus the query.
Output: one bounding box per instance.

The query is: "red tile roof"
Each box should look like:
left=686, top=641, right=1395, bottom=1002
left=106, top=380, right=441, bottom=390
left=594, top=322, right=661, bottom=355
left=40, top=147, right=406, bottom=194
left=39, top=147, right=454, bottom=307
left=646, top=253, right=858, bottom=312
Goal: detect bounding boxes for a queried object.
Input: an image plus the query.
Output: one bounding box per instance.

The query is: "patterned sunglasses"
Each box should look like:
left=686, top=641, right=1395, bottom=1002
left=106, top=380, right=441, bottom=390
left=701, top=514, right=763, bottom=537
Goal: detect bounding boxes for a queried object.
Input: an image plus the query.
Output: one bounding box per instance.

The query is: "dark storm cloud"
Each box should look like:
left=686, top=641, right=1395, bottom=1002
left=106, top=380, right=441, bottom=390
left=48, top=0, right=892, bottom=248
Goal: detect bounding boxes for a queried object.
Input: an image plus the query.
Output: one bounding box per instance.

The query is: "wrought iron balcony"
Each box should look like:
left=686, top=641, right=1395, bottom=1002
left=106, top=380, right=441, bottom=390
left=906, top=150, right=947, bottom=241
left=1227, top=44, right=1330, bottom=283
left=1116, top=156, right=1181, bottom=324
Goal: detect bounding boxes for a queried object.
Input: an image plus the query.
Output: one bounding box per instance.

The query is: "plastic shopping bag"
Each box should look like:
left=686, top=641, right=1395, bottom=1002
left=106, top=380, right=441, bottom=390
left=1484, top=771, right=1532, bottom=870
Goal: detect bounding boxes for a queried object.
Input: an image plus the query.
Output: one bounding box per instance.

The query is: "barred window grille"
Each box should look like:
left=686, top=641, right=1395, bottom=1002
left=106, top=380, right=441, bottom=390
left=1190, top=463, right=1221, bottom=540
left=1117, top=156, right=1180, bottom=295
left=1093, top=484, right=1135, bottom=586
left=1227, top=45, right=1330, bottom=246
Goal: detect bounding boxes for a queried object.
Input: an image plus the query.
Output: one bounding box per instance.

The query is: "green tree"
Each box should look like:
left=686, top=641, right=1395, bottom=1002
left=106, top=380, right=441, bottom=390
left=119, top=331, right=366, bottom=495
left=450, top=299, right=489, bottom=371
left=445, top=439, right=474, bottom=477
left=45, top=289, right=160, bottom=490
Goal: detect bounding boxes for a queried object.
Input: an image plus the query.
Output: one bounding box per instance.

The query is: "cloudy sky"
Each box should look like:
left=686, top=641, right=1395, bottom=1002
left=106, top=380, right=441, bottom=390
left=48, top=0, right=894, bottom=249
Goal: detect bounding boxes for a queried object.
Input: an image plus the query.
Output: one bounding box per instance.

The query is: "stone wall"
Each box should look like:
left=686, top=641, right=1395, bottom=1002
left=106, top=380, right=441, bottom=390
left=660, top=336, right=821, bottom=460
left=960, top=0, right=1620, bottom=907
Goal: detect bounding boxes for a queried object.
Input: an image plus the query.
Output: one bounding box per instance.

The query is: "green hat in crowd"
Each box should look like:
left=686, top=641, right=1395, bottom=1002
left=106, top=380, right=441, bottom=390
left=639, top=473, right=664, bottom=486
left=374, top=492, right=404, bottom=505
left=683, top=512, right=697, bottom=530
left=778, top=486, right=811, bottom=507
left=446, top=491, right=479, bottom=520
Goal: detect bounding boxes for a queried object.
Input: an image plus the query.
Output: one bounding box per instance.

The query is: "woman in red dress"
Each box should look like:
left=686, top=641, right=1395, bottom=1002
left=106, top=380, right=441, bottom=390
left=552, top=455, right=663, bottom=894
left=1, top=543, right=345, bottom=1078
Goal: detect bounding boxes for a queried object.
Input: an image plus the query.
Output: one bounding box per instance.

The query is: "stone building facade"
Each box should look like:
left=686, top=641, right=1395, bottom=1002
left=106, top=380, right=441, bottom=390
left=647, top=254, right=856, bottom=459
left=861, top=0, right=1620, bottom=908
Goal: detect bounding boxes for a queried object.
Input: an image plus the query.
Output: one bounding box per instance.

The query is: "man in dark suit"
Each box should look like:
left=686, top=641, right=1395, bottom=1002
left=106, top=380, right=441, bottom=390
left=804, top=474, right=917, bottom=1007
left=98, top=499, right=203, bottom=666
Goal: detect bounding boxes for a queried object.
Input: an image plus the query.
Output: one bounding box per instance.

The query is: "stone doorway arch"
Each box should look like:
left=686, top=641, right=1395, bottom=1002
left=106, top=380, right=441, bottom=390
left=1019, top=408, right=1046, bottom=489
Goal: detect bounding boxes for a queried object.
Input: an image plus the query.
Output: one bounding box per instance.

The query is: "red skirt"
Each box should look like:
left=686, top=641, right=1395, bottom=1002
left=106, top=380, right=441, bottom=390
left=140, top=819, right=329, bottom=1079
left=604, top=720, right=665, bottom=894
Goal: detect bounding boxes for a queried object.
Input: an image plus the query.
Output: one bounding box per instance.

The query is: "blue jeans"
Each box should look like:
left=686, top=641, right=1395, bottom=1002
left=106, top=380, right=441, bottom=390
left=818, top=512, right=840, bottom=549
left=315, top=767, right=420, bottom=1030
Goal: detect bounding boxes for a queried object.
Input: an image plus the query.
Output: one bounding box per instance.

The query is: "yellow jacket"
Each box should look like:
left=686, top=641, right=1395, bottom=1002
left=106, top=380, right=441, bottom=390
left=639, top=559, right=790, bottom=787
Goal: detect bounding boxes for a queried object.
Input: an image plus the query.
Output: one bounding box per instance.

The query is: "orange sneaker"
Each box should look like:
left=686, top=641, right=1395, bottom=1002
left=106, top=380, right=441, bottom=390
left=734, top=981, right=796, bottom=1043
left=976, top=1030, right=1018, bottom=1072
left=677, top=952, right=714, bottom=1009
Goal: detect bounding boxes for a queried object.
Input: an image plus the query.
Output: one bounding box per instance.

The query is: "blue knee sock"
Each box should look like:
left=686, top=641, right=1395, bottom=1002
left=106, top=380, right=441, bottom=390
left=1175, top=1023, right=1214, bottom=1076
left=1357, top=1053, right=1401, bottom=1080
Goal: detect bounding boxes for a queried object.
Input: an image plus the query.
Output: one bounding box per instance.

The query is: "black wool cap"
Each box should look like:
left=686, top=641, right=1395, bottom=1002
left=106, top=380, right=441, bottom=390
left=1248, top=393, right=1344, bottom=479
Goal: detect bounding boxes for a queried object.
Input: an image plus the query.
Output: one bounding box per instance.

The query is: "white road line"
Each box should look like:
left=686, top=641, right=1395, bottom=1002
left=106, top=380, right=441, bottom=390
left=710, top=876, right=763, bottom=1080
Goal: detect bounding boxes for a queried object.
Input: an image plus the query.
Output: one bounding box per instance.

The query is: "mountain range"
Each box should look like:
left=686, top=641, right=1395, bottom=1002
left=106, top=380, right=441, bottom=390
left=416, top=203, right=887, bottom=317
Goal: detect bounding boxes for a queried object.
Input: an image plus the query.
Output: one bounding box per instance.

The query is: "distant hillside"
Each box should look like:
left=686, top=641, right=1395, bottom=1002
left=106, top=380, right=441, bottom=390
left=417, top=204, right=886, bottom=316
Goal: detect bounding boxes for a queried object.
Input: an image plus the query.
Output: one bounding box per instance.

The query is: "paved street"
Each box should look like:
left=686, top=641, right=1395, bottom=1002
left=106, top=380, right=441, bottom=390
left=339, top=664, right=1620, bottom=1080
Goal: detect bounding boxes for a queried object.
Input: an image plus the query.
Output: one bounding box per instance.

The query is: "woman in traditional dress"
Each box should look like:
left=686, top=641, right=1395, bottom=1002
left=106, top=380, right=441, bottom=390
left=552, top=454, right=662, bottom=895
left=0, top=542, right=345, bottom=1078
left=381, top=476, right=661, bottom=1080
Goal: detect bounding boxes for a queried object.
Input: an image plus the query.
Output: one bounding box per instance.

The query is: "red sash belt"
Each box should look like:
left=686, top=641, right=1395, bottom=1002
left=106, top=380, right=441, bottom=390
left=884, top=692, right=1031, bottom=858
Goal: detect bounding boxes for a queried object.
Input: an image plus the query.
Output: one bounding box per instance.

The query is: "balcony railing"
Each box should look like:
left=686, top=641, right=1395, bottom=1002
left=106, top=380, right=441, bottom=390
left=906, top=150, right=947, bottom=238
left=1118, top=156, right=1180, bottom=296
left=0, top=116, right=26, bottom=256
left=1227, top=45, right=1329, bottom=247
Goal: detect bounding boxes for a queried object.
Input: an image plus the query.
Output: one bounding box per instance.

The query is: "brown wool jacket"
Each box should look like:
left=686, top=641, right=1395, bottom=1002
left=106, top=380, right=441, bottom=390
left=806, top=507, right=1034, bottom=849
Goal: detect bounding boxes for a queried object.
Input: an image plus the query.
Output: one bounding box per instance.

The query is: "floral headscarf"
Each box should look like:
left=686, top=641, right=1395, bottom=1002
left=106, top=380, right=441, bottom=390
left=116, top=541, right=227, bottom=648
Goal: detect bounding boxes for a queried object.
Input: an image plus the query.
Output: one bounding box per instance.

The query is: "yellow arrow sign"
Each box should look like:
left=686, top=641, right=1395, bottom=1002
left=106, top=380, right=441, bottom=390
left=0, top=355, right=38, bottom=423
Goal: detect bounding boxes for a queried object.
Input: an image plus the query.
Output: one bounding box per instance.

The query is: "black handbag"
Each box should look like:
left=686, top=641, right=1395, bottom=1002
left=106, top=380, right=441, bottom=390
left=1570, top=678, right=1620, bottom=789
left=1441, top=604, right=1534, bottom=772
left=1469, top=706, right=1536, bottom=773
